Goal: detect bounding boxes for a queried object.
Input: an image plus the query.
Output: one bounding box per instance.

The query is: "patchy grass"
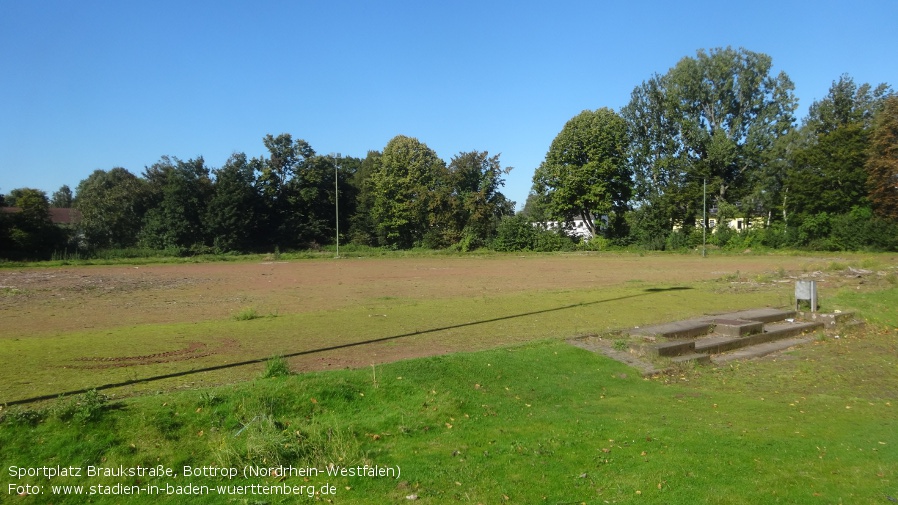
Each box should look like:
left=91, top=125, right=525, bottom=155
left=1, top=286, right=22, bottom=296
left=830, top=286, right=898, bottom=327
left=1, top=253, right=896, bottom=503
left=0, top=280, right=789, bottom=404
left=2, top=325, right=895, bottom=504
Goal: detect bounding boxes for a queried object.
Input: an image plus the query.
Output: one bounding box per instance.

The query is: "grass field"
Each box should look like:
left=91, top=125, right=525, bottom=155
left=1, top=251, right=897, bottom=503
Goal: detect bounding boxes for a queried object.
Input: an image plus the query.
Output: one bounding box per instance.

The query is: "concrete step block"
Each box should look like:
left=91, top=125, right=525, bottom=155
left=806, top=311, right=857, bottom=329
left=669, top=353, right=712, bottom=366
left=763, top=321, right=824, bottom=339
left=638, top=340, right=696, bottom=357
left=714, top=308, right=796, bottom=324
left=630, top=320, right=715, bottom=340
left=708, top=318, right=764, bottom=337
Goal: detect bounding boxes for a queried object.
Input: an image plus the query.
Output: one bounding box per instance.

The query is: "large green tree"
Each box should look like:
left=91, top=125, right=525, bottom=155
left=445, top=151, right=514, bottom=248
left=0, top=188, right=67, bottom=259
left=74, top=168, right=149, bottom=248
left=50, top=185, right=74, bottom=208
left=786, top=75, right=893, bottom=219
left=370, top=135, right=449, bottom=248
left=532, top=108, right=631, bottom=238
left=347, top=151, right=382, bottom=246
left=205, top=153, right=262, bottom=252
left=140, top=156, right=213, bottom=250
left=255, top=133, right=314, bottom=248
left=623, top=47, right=797, bottom=227
left=254, top=133, right=340, bottom=249
left=867, top=96, right=898, bottom=220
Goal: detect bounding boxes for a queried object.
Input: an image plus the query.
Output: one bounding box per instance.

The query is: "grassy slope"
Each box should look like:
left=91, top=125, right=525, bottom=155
left=2, top=291, right=896, bottom=504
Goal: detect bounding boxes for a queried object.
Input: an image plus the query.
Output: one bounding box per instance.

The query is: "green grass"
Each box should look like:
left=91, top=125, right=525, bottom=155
left=1, top=254, right=896, bottom=502
left=831, top=287, right=898, bottom=327
left=0, top=280, right=791, bottom=403
left=2, top=322, right=896, bottom=504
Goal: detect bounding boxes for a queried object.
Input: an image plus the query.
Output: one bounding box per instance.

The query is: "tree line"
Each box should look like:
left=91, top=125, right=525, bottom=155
left=1, top=134, right=514, bottom=259
left=2, top=47, right=897, bottom=260
left=526, top=47, right=898, bottom=252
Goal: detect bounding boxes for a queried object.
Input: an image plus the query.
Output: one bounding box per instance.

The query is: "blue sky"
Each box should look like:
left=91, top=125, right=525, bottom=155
left=2, top=0, right=896, bottom=209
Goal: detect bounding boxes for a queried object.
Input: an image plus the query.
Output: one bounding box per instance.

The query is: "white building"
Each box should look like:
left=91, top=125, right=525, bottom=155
left=538, top=215, right=606, bottom=240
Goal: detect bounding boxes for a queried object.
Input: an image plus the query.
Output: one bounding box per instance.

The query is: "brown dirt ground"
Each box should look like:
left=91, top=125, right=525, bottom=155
left=0, top=254, right=826, bottom=337
left=1, top=253, right=894, bottom=402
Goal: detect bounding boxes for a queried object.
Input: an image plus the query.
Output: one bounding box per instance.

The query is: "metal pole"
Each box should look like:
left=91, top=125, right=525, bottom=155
left=335, top=153, right=340, bottom=258
left=702, top=179, right=707, bottom=258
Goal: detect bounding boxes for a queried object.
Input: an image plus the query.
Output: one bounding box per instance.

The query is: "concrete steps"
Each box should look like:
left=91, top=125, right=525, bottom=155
left=632, top=308, right=847, bottom=366
left=569, top=307, right=863, bottom=375
left=710, top=336, right=816, bottom=365
left=693, top=321, right=822, bottom=354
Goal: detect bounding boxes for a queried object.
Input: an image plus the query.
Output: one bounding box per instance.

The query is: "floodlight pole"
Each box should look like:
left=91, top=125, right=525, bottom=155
left=334, top=153, right=341, bottom=259
left=702, top=178, right=707, bottom=258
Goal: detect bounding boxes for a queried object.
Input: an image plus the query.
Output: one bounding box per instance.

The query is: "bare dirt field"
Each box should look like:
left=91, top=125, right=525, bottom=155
left=1, top=252, right=893, bottom=403
left=0, top=254, right=835, bottom=335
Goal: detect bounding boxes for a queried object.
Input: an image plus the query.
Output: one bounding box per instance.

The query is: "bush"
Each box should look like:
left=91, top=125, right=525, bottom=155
left=830, top=207, right=898, bottom=251
left=532, top=227, right=576, bottom=252
left=666, top=228, right=700, bottom=251
left=625, top=206, right=670, bottom=250
left=797, top=212, right=832, bottom=247
left=759, top=222, right=798, bottom=249
left=492, top=215, right=537, bottom=251
left=577, top=236, right=610, bottom=251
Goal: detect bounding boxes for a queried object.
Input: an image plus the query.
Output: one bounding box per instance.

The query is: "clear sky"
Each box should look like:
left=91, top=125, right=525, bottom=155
left=2, top=0, right=896, bottom=209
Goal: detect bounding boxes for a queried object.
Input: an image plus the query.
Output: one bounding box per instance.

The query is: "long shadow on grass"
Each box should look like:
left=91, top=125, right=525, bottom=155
left=6, top=286, right=692, bottom=406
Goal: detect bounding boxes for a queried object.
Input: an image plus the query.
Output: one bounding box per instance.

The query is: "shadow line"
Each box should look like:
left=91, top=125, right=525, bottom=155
left=4, top=287, right=691, bottom=406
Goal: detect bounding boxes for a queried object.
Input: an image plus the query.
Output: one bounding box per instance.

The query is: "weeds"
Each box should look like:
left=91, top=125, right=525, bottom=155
left=199, top=391, right=224, bottom=407
left=2, top=390, right=109, bottom=426
left=233, top=307, right=261, bottom=321
left=1, top=406, right=47, bottom=426
left=826, top=261, right=847, bottom=272
left=719, top=270, right=742, bottom=282
left=212, top=415, right=362, bottom=467
left=54, top=389, right=109, bottom=423
left=261, top=355, right=292, bottom=378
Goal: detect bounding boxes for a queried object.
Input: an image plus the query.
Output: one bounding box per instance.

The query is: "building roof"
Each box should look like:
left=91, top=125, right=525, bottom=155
left=1, top=207, right=82, bottom=225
